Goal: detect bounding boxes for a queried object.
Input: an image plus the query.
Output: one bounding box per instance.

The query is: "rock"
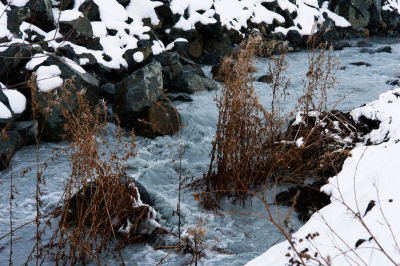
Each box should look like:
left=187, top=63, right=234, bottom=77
left=211, top=63, right=221, bottom=80
left=10, top=120, right=37, bottom=145
left=386, top=79, right=400, bottom=86
left=333, top=41, right=352, bottom=50
left=131, top=178, right=154, bottom=206
left=356, top=27, right=370, bottom=38
left=113, top=60, right=163, bottom=129
left=6, top=7, right=31, bottom=37
left=275, top=179, right=331, bottom=221
left=196, top=52, right=222, bottom=65
left=0, top=131, right=22, bottom=172
left=135, top=101, right=180, bottom=138
left=79, top=0, right=100, bottom=21
left=376, top=46, right=392, bottom=53
left=34, top=56, right=99, bottom=142
left=286, top=30, right=303, bottom=46
left=171, top=70, right=218, bottom=94
left=100, top=83, right=115, bottom=102
left=360, top=46, right=391, bottom=54
left=339, top=66, right=347, bottom=70
left=320, top=16, right=341, bottom=44
left=204, top=40, right=233, bottom=55
left=123, top=43, right=154, bottom=73
left=182, top=64, right=205, bottom=78
left=349, top=62, right=371, bottom=67
left=368, top=0, right=382, bottom=30
left=59, top=16, right=94, bottom=40
left=335, top=0, right=370, bottom=29
left=59, top=0, right=74, bottom=11
left=188, top=40, right=203, bottom=58
left=25, top=0, right=55, bottom=31
left=66, top=177, right=158, bottom=236
left=354, top=40, right=372, bottom=47
left=155, top=51, right=178, bottom=66
left=0, top=44, right=41, bottom=84
left=257, top=74, right=273, bottom=83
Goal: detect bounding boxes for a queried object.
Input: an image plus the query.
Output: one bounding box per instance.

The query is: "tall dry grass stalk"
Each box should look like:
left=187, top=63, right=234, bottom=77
left=204, top=33, right=345, bottom=206
left=24, top=78, right=160, bottom=265
left=205, top=34, right=272, bottom=203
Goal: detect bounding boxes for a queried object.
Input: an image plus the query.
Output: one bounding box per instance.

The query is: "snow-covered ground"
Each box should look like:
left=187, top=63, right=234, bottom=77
left=247, top=90, right=400, bottom=265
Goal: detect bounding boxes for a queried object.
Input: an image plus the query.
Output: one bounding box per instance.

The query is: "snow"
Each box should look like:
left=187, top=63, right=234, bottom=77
left=295, top=137, right=304, bottom=148
left=246, top=88, right=400, bottom=266
left=133, top=51, right=144, bottom=63
left=6, top=0, right=29, bottom=7
left=3, top=89, right=26, bottom=114
left=25, top=53, right=49, bottom=71
left=0, top=3, right=11, bottom=38
left=151, top=40, right=165, bottom=55
left=58, top=10, right=84, bottom=21
left=79, top=58, right=90, bottom=65
left=36, top=65, right=63, bottom=92
left=165, top=38, right=188, bottom=51
left=0, top=102, right=12, bottom=119
left=276, top=0, right=351, bottom=36
left=383, top=0, right=400, bottom=12
left=351, top=88, right=400, bottom=145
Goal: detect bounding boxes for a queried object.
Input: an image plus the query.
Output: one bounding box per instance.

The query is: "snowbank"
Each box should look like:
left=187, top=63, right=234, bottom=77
left=246, top=88, right=400, bottom=265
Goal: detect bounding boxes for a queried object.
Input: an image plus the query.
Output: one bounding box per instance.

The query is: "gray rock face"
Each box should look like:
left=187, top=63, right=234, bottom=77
left=59, top=16, right=94, bottom=40
left=171, top=70, right=218, bottom=94
left=34, top=56, right=99, bottom=142
left=336, top=0, right=370, bottom=29
left=113, top=60, right=163, bottom=128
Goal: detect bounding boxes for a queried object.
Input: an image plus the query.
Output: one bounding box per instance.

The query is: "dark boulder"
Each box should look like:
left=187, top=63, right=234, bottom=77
left=360, top=46, right=391, bottom=54
left=257, top=74, right=273, bottom=83
left=113, top=60, right=163, bottom=129
left=335, top=0, right=370, bottom=29
left=79, top=0, right=100, bottom=21
left=99, top=83, right=115, bottom=102
left=287, top=30, right=303, bottom=46
left=171, top=69, right=218, bottom=94
left=59, top=16, right=94, bottom=41
left=349, top=62, right=371, bottom=67
left=135, top=101, right=180, bottom=138
left=25, top=0, right=55, bottom=32
left=0, top=44, right=42, bottom=85
left=33, top=56, right=99, bottom=142
left=6, top=6, right=31, bottom=37
left=10, top=120, right=37, bottom=145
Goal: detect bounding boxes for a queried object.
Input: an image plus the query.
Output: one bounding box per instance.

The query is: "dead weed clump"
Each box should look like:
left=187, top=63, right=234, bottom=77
left=204, top=33, right=352, bottom=208
left=37, top=86, right=160, bottom=265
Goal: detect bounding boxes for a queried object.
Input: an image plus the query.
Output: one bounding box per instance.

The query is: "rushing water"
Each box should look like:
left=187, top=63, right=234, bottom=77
left=1, top=38, right=400, bottom=265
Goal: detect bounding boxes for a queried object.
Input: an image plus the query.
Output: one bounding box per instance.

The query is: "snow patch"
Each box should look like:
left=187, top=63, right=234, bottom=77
left=36, top=65, right=63, bottom=92
left=3, top=90, right=26, bottom=114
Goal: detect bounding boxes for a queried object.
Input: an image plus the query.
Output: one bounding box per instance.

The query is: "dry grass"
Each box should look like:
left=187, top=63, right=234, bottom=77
left=203, top=33, right=348, bottom=207
left=24, top=78, right=160, bottom=265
